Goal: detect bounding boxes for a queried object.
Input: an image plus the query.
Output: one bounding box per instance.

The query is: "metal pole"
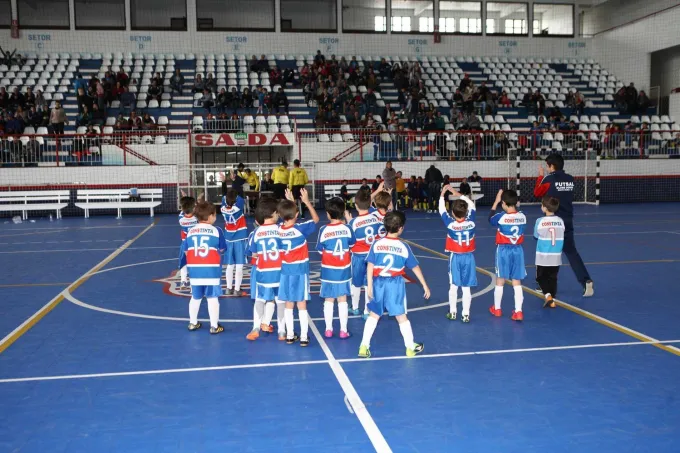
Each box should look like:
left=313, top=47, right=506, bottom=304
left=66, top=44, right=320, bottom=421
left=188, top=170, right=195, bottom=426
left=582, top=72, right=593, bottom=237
left=584, top=148, right=588, bottom=202
left=595, top=151, right=601, bottom=206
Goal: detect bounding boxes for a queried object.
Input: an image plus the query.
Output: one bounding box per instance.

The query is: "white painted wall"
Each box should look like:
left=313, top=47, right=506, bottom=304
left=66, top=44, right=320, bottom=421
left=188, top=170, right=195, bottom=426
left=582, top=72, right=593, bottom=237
left=74, top=0, right=126, bottom=29
left=651, top=45, right=680, bottom=97
left=581, top=0, right=677, bottom=36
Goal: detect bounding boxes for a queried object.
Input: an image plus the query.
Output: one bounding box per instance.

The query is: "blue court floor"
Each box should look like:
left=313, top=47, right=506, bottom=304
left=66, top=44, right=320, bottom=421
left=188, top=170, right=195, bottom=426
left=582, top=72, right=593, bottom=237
left=1, top=203, right=679, bottom=452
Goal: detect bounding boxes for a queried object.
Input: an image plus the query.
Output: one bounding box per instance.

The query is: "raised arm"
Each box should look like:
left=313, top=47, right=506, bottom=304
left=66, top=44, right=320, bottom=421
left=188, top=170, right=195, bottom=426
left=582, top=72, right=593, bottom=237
left=300, top=188, right=320, bottom=223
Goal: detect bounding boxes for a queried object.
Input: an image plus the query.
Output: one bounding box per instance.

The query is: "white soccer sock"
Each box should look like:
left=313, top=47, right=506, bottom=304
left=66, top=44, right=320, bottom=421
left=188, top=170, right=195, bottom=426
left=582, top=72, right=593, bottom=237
left=351, top=285, right=361, bottom=311
left=180, top=266, right=188, bottom=282
left=462, top=287, right=472, bottom=316
left=207, top=297, right=220, bottom=328
left=253, top=300, right=265, bottom=329
left=284, top=307, right=295, bottom=339
left=189, top=297, right=201, bottom=325
left=262, top=301, right=276, bottom=325
left=323, top=301, right=334, bottom=331
left=234, top=264, right=244, bottom=291
left=299, top=309, right=309, bottom=341
left=361, top=316, right=378, bottom=348
left=338, top=302, right=349, bottom=333
left=399, top=320, right=416, bottom=350
left=225, top=264, right=235, bottom=290
left=514, top=286, right=524, bottom=312
left=448, top=284, right=458, bottom=314
left=494, top=286, right=504, bottom=310
left=276, top=300, right=286, bottom=335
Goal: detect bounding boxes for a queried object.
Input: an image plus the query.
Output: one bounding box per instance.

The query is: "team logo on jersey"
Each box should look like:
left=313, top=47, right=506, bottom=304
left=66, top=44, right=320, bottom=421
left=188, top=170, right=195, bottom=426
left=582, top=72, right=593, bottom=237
left=154, top=264, right=322, bottom=297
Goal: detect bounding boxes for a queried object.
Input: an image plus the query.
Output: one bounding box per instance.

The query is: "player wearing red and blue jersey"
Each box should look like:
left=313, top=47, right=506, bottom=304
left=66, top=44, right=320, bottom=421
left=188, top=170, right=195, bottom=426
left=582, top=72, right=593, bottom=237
left=277, top=188, right=319, bottom=347
left=348, top=189, right=386, bottom=319
left=221, top=189, right=249, bottom=296
left=178, top=196, right=197, bottom=288
left=182, top=201, right=227, bottom=334
left=316, top=198, right=356, bottom=338
left=358, top=211, right=430, bottom=359
left=439, top=185, right=477, bottom=323
left=488, top=189, right=527, bottom=322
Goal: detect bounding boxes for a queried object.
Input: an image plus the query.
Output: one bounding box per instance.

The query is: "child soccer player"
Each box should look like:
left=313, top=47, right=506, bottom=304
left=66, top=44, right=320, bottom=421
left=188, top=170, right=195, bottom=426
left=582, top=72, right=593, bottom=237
left=178, top=196, right=197, bottom=289
left=245, top=220, right=266, bottom=339
left=439, top=185, right=477, bottom=322
left=317, top=197, right=356, bottom=338
left=247, top=198, right=284, bottom=340
left=407, top=176, right=418, bottom=210
left=349, top=189, right=386, bottom=318
left=358, top=211, right=431, bottom=358
left=533, top=196, right=565, bottom=308
left=278, top=188, right=319, bottom=346
left=221, top=189, right=248, bottom=296
left=183, top=200, right=227, bottom=334
left=371, top=190, right=392, bottom=222
left=488, top=189, right=527, bottom=321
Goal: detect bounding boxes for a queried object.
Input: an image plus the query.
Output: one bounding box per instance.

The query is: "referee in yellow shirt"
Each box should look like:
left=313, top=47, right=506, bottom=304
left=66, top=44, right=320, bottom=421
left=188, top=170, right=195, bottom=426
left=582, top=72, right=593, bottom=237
left=289, top=159, right=309, bottom=218
left=395, top=171, right=406, bottom=210
left=271, top=160, right=289, bottom=200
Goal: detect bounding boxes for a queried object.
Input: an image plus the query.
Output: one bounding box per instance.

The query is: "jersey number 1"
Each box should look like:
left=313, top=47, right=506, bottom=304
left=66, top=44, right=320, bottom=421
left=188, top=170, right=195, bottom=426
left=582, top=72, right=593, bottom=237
left=455, top=231, right=470, bottom=246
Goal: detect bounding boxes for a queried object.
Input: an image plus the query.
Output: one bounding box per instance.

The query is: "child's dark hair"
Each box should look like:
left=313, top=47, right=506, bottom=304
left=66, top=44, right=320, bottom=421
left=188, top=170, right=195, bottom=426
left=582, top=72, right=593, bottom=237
left=255, top=197, right=278, bottom=224
left=325, top=197, right=346, bottom=220
left=502, top=189, right=519, bottom=207
left=374, top=191, right=392, bottom=210
left=180, top=196, right=196, bottom=215
left=545, top=153, right=564, bottom=171
left=542, top=195, right=560, bottom=214
left=342, top=179, right=348, bottom=184
left=194, top=200, right=216, bottom=222
left=225, top=188, right=238, bottom=207
left=355, top=189, right=372, bottom=210
left=452, top=199, right=469, bottom=219
left=277, top=199, right=298, bottom=221
left=383, top=211, right=406, bottom=233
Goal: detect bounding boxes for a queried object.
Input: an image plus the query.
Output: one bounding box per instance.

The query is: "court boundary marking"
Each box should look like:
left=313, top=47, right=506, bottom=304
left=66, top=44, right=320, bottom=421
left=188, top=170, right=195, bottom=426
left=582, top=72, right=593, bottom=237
left=405, top=239, right=680, bottom=357
left=0, top=221, right=157, bottom=355
left=1, top=339, right=678, bottom=384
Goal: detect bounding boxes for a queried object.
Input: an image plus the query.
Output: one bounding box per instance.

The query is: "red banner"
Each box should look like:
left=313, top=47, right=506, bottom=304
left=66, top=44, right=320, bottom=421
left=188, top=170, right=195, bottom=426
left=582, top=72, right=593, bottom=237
left=192, top=133, right=295, bottom=147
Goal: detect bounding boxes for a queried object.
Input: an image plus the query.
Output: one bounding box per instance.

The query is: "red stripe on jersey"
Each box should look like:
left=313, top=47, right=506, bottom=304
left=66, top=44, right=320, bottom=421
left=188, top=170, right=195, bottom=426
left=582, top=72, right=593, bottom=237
left=250, top=256, right=257, bottom=265
left=351, top=241, right=372, bottom=254
left=445, top=237, right=476, bottom=253
left=256, top=255, right=282, bottom=270
left=181, top=231, right=187, bottom=240
left=282, top=246, right=309, bottom=264
left=186, top=249, right=222, bottom=265
left=225, top=216, right=247, bottom=232
left=321, top=250, right=351, bottom=267
left=496, top=232, right=524, bottom=245
left=372, top=266, right=406, bottom=277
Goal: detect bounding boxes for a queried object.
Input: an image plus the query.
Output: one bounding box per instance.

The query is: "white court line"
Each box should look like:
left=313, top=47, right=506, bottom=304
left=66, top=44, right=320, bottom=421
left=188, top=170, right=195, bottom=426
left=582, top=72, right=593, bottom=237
left=406, top=230, right=680, bottom=241
left=0, top=245, right=179, bottom=254
left=2, top=339, right=678, bottom=385
left=93, top=258, right=178, bottom=274
left=665, top=231, right=680, bottom=235
left=308, top=318, right=392, bottom=453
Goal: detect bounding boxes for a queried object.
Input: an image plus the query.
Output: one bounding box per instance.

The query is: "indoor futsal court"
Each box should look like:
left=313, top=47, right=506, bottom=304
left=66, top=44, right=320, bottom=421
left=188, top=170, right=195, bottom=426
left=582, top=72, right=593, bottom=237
left=0, top=203, right=679, bottom=453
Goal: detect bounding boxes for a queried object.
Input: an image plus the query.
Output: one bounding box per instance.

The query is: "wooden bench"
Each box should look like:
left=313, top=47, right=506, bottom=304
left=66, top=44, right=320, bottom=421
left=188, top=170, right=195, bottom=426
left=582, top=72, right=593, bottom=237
left=447, top=182, right=484, bottom=202
left=75, top=188, right=163, bottom=218
left=0, top=190, right=70, bottom=220
left=324, top=184, right=364, bottom=200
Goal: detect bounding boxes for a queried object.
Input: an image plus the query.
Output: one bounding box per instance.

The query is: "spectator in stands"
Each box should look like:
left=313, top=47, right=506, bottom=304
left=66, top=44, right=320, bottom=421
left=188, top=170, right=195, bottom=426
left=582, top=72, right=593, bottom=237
left=360, top=178, right=370, bottom=192
left=170, top=69, right=184, bottom=95
left=274, top=88, right=289, bottom=114
left=249, top=55, right=259, bottom=73
left=142, top=113, right=156, bottom=130
left=459, top=74, right=472, bottom=92
left=200, top=89, right=214, bottom=113
left=363, top=88, right=378, bottom=118
left=281, top=67, right=295, bottom=88
left=256, top=87, right=267, bottom=114
left=95, top=78, right=106, bottom=111
left=23, top=87, right=35, bottom=109
left=499, top=91, right=511, bottom=108
left=269, top=66, right=282, bottom=87
left=205, top=73, right=217, bottom=93
left=5, top=112, right=24, bottom=135
left=129, top=110, right=143, bottom=130
left=146, top=81, right=162, bottom=103
left=637, top=90, right=651, bottom=114
left=49, top=101, right=67, bottom=135
left=378, top=58, right=392, bottom=81
left=625, top=82, right=638, bottom=114
left=326, top=110, right=341, bottom=129
left=114, top=113, right=129, bottom=131
left=614, top=85, right=626, bottom=113
left=372, top=175, right=382, bottom=192
left=8, top=87, right=23, bottom=111
left=215, top=88, right=228, bottom=114
left=242, top=87, right=254, bottom=111
left=424, top=164, right=443, bottom=213
left=90, top=104, right=105, bottom=126
left=261, top=172, right=275, bottom=193
left=0, top=87, right=7, bottom=110
left=532, top=90, right=546, bottom=115
left=116, top=68, right=129, bottom=87
left=468, top=171, right=482, bottom=183
left=314, top=50, right=326, bottom=65
left=257, top=55, right=268, bottom=73
left=111, top=81, right=124, bottom=103
left=228, top=87, right=241, bottom=113
left=77, top=105, right=91, bottom=127
left=193, top=74, right=205, bottom=93
left=573, top=90, right=585, bottom=116
left=227, top=113, right=240, bottom=132
left=77, top=87, right=92, bottom=114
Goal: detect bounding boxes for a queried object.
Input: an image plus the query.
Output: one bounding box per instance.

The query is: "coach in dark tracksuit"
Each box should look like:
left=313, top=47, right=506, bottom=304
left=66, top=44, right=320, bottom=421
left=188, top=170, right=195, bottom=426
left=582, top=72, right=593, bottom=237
left=534, top=153, right=594, bottom=297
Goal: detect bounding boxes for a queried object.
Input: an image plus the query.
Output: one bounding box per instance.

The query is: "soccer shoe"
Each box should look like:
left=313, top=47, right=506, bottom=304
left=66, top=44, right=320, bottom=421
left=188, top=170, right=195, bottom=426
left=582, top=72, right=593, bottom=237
left=348, top=307, right=361, bottom=316
left=324, top=330, right=333, bottom=338
left=406, top=343, right=424, bottom=357
left=543, top=295, right=556, bottom=309
left=286, top=333, right=300, bottom=344
left=278, top=332, right=287, bottom=341
left=224, top=288, right=234, bottom=296
left=446, top=312, right=457, bottom=321
left=260, top=323, right=274, bottom=333
left=187, top=322, right=202, bottom=331
left=489, top=306, right=502, bottom=317
left=583, top=280, right=594, bottom=297
left=461, top=314, right=470, bottom=323
left=511, top=311, right=524, bottom=322
left=300, top=338, right=310, bottom=347
left=210, top=324, right=225, bottom=334
left=362, top=312, right=370, bottom=321
left=233, top=290, right=249, bottom=297
left=339, top=331, right=351, bottom=339
left=246, top=329, right=260, bottom=341
left=358, top=345, right=371, bottom=358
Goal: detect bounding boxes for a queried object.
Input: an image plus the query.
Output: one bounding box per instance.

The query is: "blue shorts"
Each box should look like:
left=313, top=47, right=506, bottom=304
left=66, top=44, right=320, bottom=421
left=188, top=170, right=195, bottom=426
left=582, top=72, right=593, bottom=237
left=368, top=276, right=406, bottom=317
left=351, top=253, right=368, bottom=287
left=178, top=241, right=187, bottom=269
left=250, top=266, right=258, bottom=300
left=224, top=240, right=247, bottom=265
left=254, top=283, right=278, bottom=302
left=278, top=274, right=311, bottom=302
left=449, top=253, right=478, bottom=287
left=191, top=284, right=223, bottom=299
left=495, top=245, right=527, bottom=281
left=320, top=280, right=351, bottom=299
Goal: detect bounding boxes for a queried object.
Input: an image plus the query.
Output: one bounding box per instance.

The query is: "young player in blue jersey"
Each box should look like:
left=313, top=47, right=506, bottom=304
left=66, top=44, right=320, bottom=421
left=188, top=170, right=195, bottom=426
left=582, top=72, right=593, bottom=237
left=439, top=185, right=477, bottom=323
left=245, top=220, right=267, bottom=339
left=316, top=197, right=356, bottom=338
left=348, top=189, right=386, bottom=318
left=488, top=189, right=527, bottom=321
left=246, top=198, right=284, bottom=341
left=178, top=196, right=197, bottom=289
left=358, top=211, right=431, bottom=358
left=533, top=196, right=565, bottom=308
left=221, top=189, right=249, bottom=296
left=278, top=188, right=319, bottom=346
left=182, top=200, right=227, bottom=334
